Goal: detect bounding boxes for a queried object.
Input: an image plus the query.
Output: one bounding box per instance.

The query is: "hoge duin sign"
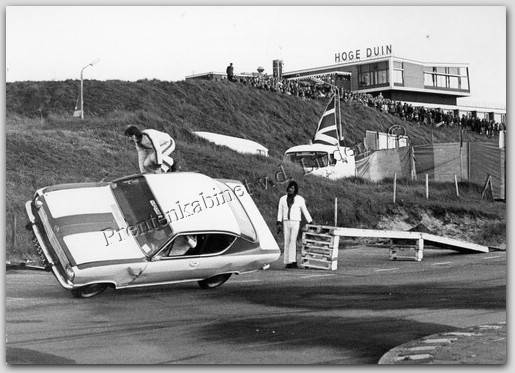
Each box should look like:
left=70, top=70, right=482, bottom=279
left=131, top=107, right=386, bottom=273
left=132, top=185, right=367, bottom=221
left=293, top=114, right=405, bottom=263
left=334, top=44, right=392, bottom=63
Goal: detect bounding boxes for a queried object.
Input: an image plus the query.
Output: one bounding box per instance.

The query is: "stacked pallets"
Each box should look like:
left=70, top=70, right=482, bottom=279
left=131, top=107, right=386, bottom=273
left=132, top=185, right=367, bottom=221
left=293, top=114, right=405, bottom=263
left=300, top=225, right=339, bottom=270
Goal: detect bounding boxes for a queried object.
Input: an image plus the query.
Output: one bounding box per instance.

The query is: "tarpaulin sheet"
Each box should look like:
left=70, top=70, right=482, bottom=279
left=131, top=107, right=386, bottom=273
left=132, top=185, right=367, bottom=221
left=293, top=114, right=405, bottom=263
left=413, top=142, right=505, bottom=200
left=355, top=146, right=412, bottom=181
left=413, top=143, right=469, bottom=181
left=469, top=142, right=505, bottom=200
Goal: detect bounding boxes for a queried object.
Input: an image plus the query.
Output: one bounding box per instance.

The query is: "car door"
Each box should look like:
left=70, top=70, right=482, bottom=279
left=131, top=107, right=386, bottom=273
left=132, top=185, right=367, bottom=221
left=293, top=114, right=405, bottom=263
left=130, top=254, right=204, bottom=286
left=128, top=236, right=202, bottom=286
left=128, top=233, right=236, bottom=287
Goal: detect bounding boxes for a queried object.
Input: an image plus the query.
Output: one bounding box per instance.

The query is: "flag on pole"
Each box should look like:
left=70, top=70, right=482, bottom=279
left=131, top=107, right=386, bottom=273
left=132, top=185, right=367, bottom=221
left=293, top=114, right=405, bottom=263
left=313, top=95, right=340, bottom=146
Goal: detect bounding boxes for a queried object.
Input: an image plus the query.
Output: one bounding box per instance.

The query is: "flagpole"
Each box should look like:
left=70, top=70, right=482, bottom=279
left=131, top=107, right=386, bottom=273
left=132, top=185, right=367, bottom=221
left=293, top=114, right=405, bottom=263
left=337, top=87, right=342, bottom=143
left=334, top=88, right=347, bottom=163
left=309, top=77, right=347, bottom=162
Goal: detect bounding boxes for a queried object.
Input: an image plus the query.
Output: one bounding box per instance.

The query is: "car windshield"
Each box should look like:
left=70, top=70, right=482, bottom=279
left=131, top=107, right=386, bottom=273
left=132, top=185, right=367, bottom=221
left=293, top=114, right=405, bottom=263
left=110, top=176, right=172, bottom=256
left=285, top=151, right=331, bottom=168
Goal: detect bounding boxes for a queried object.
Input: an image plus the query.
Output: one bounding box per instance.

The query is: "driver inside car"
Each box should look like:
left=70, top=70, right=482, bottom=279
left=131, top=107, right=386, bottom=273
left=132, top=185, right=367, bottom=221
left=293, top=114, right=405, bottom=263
left=160, top=235, right=198, bottom=257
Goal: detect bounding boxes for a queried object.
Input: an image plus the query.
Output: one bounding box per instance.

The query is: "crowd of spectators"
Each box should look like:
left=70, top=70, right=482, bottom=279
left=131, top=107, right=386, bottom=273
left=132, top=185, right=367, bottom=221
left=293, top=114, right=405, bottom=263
left=231, top=73, right=505, bottom=138
left=237, top=75, right=335, bottom=99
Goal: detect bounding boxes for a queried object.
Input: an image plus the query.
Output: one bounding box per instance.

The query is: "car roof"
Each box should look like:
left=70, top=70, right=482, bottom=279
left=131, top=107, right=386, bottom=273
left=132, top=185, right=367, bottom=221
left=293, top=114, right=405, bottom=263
left=143, top=173, right=242, bottom=236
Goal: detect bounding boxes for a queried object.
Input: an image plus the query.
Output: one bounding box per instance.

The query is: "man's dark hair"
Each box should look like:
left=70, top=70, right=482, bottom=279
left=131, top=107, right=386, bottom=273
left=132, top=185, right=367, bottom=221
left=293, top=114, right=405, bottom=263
left=286, top=180, right=299, bottom=195
left=124, top=125, right=142, bottom=139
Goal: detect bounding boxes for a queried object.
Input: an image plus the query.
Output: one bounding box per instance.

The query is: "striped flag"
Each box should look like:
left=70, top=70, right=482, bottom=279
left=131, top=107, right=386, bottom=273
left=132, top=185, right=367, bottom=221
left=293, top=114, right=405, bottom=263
left=313, top=95, right=340, bottom=146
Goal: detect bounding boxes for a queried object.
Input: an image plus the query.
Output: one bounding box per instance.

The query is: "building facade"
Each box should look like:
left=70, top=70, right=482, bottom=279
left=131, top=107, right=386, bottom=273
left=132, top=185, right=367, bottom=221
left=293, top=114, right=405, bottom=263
left=282, top=45, right=505, bottom=124
left=184, top=45, right=505, bottom=124
left=283, top=50, right=471, bottom=107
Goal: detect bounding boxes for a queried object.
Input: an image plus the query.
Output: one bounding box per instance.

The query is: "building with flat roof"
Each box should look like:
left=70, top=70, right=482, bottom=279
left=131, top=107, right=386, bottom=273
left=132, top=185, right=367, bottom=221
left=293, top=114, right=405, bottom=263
left=281, top=45, right=505, bottom=123
left=185, top=44, right=505, bottom=124
left=283, top=44, right=471, bottom=107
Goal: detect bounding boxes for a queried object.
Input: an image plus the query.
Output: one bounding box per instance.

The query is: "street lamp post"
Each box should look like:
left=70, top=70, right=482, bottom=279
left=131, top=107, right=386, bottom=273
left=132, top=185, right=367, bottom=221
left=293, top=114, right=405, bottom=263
left=79, top=58, right=100, bottom=119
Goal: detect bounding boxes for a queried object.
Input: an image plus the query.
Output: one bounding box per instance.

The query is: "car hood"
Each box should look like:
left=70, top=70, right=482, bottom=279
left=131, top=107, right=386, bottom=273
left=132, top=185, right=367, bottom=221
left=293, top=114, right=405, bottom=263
left=39, top=185, right=145, bottom=265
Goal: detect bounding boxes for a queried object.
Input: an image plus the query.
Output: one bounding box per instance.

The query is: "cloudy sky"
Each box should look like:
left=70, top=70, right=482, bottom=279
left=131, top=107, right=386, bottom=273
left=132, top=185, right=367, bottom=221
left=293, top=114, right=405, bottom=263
left=5, top=2, right=508, bottom=107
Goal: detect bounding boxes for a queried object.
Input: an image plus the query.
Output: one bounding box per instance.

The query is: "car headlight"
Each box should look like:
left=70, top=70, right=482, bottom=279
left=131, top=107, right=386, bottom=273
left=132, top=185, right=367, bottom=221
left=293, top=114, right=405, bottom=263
left=65, top=265, right=75, bottom=281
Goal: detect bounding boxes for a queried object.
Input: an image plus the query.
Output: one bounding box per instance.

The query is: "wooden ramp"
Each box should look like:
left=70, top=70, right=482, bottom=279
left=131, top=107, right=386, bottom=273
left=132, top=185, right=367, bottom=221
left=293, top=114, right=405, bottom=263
left=330, top=226, right=490, bottom=254
left=301, top=225, right=490, bottom=264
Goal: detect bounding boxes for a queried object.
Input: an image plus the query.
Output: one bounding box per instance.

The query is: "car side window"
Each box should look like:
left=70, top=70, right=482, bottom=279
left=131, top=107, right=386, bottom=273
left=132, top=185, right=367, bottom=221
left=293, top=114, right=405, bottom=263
left=168, top=235, right=198, bottom=256
left=196, top=234, right=236, bottom=255
left=157, top=233, right=236, bottom=258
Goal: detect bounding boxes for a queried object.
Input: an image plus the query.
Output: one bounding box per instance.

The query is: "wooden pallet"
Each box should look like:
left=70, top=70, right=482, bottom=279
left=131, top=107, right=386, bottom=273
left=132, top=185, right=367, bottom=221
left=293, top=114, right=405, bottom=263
left=389, top=245, right=423, bottom=261
left=300, top=224, right=339, bottom=270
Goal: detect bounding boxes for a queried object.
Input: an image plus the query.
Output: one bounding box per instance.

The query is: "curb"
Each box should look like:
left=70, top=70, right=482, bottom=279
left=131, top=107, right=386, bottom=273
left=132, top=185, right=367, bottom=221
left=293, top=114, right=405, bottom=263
left=378, top=322, right=507, bottom=364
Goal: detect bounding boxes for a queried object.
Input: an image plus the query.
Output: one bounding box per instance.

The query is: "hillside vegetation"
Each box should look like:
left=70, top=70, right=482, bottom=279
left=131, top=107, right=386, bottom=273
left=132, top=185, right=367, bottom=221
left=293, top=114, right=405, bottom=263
left=5, top=79, right=505, bottom=262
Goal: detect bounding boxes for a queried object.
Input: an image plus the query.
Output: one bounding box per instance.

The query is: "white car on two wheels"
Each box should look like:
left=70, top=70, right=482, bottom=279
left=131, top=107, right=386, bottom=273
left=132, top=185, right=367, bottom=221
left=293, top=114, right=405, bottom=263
left=25, top=172, right=280, bottom=298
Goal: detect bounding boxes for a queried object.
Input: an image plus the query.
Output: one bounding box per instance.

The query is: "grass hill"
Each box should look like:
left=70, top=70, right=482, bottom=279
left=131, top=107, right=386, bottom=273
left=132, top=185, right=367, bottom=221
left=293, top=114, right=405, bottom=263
left=5, top=79, right=506, bottom=262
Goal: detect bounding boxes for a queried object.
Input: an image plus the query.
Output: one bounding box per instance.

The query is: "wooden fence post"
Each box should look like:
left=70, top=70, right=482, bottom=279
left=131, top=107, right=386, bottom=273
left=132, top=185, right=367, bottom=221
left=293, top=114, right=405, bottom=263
left=334, top=198, right=338, bottom=227
left=393, top=173, right=397, bottom=203
left=425, top=174, right=429, bottom=199
left=481, top=175, right=494, bottom=201
left=12, top=214, right=17, bottom=251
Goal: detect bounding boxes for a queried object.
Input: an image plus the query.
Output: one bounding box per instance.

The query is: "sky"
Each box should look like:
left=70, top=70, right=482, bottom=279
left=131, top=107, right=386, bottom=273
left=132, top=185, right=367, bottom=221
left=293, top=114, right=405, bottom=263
left=4, top=3, right=508, bottom=108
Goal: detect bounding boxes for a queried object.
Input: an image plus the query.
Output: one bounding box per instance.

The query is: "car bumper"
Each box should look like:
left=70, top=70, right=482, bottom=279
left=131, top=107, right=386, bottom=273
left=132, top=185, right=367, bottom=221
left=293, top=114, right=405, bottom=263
left=25, top=201, right=74, bottom=290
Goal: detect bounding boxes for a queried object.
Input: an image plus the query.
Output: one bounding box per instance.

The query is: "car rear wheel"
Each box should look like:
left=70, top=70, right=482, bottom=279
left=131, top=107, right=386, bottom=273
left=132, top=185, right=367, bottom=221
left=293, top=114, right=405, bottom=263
left=198, top=274, right=232, bottom=289
left=71, top=283, right=109, bottom=298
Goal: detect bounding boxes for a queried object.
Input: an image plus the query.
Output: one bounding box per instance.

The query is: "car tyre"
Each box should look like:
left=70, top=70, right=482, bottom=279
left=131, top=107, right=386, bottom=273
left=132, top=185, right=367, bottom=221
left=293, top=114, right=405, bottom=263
left=198, top=274, right=232, bottom=289
left=71, top=283, right=109, bottom=298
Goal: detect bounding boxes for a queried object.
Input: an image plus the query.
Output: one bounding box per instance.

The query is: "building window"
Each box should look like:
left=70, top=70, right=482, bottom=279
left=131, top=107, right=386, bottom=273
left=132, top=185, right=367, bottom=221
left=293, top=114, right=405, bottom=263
left=437, top=74, right=446, bottom=87
left=460, top=67, right=469, bottom=90
left=423, top=65, right=468, bottom=91
left=358, top=62, right=389, bottom=88
left=359, top=72, right=370, bottom=87
left=378, top=70, right=388, bottom=84
left=393, top=61, right=403, bottom=85
left=424, top=73, right=434, bottom=86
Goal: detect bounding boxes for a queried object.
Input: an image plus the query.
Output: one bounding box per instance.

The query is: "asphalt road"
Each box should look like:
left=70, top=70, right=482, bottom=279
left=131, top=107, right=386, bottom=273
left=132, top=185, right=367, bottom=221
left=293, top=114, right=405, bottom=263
left=5, top=245, right=506, bottom=365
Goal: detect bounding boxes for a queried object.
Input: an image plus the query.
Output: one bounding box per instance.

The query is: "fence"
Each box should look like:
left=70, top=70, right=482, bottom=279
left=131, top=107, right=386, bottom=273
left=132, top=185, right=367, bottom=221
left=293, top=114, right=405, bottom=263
left=355, top=142, right=505, bottom=200
left=413, top=142, right=505, bottom=200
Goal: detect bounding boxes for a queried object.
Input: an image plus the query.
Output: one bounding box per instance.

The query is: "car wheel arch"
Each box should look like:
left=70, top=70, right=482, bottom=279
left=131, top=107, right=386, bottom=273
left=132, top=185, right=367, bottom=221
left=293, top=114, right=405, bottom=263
left=71, top=282, right=113, bottom=298
left=197, top=273, right=233, bottom=289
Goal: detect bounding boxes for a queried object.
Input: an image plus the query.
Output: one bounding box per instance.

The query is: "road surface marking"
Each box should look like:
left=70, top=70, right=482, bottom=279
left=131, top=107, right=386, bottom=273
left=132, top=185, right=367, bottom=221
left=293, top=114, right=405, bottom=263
left=478, top=325, right=503, bottom=329
left=231, top=279, right=261, bottom=283
left=395, top=354, right=432, bottom=361
left=482, top=256, right=502, bottom=260
left=407, top=346, right=438, bottom=351
left=423, top=338, right=457, bottom=344
left=373, top=268, right=399, bottom=272
left=444, top=332, right=482, bottom=337
left=431, top=262, right=453, bottom=266
left=299, top=274, right=337, bottom=279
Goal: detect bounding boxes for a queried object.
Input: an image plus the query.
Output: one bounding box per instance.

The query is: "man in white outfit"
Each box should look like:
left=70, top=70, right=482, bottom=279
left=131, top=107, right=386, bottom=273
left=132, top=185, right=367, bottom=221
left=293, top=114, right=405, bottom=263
left=125, top=125, right=176, bottom=173
left=277, top=180, right=313, bottom=268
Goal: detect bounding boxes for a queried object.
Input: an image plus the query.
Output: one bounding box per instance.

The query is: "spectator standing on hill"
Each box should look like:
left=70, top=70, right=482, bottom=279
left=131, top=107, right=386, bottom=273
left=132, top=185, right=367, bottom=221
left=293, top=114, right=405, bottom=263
left=124, top=126, right=176, bottom=174
left=276, top=180, right=313, bottom=269
left=226, top=63, right=234, bottom=82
